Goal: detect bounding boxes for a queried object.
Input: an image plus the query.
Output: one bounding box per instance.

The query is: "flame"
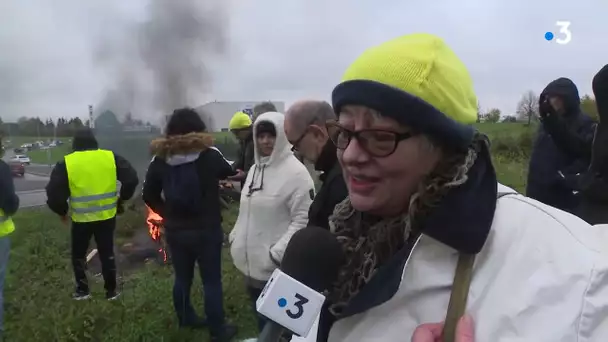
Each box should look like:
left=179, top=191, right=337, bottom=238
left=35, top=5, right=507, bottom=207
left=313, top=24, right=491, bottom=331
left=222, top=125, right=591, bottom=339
left=145, top=205, right=168, bottom=262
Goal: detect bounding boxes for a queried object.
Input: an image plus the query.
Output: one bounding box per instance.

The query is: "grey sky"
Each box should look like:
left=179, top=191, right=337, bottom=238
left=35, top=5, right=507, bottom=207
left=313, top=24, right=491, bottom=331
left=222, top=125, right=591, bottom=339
left=1, top=0, right=606, bottom=124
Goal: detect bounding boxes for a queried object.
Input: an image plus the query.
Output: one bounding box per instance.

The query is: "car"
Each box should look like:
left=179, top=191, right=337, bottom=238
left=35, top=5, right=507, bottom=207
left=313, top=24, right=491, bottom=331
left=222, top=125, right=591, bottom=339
left=12, top=154, right=31, bottom=165
left=8, top=161, right=25, bottom=177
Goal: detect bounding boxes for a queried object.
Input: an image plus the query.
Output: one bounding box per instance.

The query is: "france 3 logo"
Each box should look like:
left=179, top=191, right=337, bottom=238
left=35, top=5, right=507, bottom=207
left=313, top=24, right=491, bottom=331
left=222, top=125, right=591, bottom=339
left=545, top=21, right=572, bottom=45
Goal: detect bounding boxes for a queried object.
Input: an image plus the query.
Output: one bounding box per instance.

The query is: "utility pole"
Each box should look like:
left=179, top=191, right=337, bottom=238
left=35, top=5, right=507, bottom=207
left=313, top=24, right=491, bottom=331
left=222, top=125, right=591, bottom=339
left=88, top=105, right=94, bottom=128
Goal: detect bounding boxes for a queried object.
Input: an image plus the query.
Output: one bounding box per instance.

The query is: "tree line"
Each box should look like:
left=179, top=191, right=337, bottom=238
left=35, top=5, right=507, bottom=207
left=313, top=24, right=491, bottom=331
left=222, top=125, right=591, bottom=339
left=0, top=116, right=90, bottom=137
left=477, top=91, right=599, bottom=124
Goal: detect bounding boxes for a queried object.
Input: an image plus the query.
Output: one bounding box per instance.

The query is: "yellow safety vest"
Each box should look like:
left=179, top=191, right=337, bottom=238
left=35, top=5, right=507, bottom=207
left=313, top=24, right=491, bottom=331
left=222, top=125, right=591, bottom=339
left=0, top=208, right=15, bottom=237
left=65, top=149, right=118, bottom=223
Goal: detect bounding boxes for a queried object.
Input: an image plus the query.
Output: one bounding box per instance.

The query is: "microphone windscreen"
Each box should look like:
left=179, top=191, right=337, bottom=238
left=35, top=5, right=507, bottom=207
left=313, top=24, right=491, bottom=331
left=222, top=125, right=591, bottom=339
left=281, top=226, right=345, bottom=292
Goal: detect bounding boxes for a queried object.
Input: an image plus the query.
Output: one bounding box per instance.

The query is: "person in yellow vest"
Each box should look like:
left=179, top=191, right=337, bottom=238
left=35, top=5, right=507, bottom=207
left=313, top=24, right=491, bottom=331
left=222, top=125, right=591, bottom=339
left=0, top=137, right=19, bottom=337
left=46, top=128, right=139, bottom=300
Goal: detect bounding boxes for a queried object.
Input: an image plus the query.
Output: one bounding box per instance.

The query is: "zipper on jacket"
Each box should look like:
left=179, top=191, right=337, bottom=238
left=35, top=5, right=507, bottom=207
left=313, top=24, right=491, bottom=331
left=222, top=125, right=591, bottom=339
left=399, top=235, right=423, bottom=282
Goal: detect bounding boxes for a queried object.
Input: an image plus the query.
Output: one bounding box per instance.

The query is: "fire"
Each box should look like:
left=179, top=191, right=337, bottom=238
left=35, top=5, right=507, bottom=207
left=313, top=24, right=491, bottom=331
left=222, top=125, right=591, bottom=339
left=145, top=205, right=168, bottom=262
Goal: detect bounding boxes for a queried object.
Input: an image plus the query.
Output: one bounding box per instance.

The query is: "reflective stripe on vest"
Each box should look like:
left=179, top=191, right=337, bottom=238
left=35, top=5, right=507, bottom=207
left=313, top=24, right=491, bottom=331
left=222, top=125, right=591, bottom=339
left=0, top=209, right=15, bottom=237
left=65, top=149, right=118, bottom=223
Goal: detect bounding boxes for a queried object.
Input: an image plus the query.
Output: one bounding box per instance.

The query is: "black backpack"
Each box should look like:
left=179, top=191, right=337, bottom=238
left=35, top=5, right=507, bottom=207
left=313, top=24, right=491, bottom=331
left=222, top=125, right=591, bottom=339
left=163, top=160, right=203, bottom=215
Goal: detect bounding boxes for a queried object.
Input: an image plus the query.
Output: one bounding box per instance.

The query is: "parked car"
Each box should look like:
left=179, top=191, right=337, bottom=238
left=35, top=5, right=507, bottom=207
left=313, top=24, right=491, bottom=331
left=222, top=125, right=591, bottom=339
left=9, top=161, right=25, bottom=177
left=12, top=154, right=31, bottom=165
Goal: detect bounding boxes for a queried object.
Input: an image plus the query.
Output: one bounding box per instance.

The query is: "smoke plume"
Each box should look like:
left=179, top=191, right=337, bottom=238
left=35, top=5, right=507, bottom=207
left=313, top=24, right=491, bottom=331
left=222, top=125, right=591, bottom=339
left=95, top=0, right=228, bottom=128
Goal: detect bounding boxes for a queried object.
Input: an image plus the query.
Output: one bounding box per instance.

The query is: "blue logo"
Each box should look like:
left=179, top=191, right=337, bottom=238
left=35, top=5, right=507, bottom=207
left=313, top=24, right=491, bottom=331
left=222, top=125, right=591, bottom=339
left=544, top=32, right=554, bottom=41
left=277, top=297, right=287, bottom=308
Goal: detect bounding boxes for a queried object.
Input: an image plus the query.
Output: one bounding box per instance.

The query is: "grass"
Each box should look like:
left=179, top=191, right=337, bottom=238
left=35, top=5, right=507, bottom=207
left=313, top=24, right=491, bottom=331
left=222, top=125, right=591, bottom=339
left=5, top=204, right=258, bottom=342
left=27, top=145, right=72, bottom=164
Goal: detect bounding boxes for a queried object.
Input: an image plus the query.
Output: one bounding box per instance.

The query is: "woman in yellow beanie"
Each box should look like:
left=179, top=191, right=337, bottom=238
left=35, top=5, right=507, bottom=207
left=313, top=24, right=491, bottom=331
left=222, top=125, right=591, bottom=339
left=313, top=33, right=608, bottom=342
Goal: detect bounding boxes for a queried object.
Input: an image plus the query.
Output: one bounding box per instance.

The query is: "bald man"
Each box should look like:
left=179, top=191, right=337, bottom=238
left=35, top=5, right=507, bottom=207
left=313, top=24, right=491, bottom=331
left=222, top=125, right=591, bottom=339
left=285, top=100, right=348, bottom=230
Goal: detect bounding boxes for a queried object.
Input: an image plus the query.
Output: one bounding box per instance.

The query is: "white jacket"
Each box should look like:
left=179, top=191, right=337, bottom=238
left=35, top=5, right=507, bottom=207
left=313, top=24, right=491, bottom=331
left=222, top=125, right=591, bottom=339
left=230, top=112, right=315, bottom=283
left=328, top=183, right=608, bottom=342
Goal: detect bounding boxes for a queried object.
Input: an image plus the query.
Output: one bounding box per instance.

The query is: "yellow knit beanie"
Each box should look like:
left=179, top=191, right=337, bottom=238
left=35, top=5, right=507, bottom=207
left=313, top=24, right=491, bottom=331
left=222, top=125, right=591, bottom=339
left=332, top=33, right=478, bottom=150
left=228, top=111, right=252, bottom=130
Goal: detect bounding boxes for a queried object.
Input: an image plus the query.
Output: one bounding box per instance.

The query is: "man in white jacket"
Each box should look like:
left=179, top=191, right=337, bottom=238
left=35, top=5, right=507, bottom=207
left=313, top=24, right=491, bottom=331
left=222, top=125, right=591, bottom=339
left=229, top=112, right=315, bottom=335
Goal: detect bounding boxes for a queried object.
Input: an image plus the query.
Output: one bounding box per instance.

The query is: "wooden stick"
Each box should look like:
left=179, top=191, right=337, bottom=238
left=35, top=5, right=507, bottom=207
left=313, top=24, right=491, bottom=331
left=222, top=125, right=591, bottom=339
left=86, top=249, right=98, bottom=263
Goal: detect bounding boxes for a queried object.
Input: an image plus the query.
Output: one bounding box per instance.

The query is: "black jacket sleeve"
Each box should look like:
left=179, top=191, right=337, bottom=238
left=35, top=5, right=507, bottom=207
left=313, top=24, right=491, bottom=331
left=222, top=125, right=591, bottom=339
left=46, top=161, right=70, bottom=216
left=541, top=114, right=595, bottom=163
left=232, top=143, right=245, bottom=171
left=114, top=154, right=139, bottom=201
left=0, top=161, right=19, bottom=216
left=142, top=157, right=165, bottom=217
left=209, top=149, right=237, bottom=180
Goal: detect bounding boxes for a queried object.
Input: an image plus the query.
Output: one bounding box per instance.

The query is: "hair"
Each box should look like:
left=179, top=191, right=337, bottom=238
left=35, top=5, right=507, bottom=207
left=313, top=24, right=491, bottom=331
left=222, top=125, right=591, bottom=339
left=72, top=128, right=99, bottom=151
left=255, top=120, right=277, bottom=137
left=165, top=107, right=207, bottom=136
left=286, top=100, right=336, bottom=134
left=253, top=102, right=278, bottom=117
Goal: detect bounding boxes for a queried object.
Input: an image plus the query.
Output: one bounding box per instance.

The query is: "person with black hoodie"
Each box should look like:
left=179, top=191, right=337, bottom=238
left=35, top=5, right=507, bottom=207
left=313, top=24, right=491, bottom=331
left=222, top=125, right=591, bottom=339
left=0, top=137, right=19, bottom=338
left=46, top=128, right=139, bottom=301
left=526, top=77, right=596, bottom=212
left=284, top=100, right=348, bottom=230
left=533, top=65, right=608, bottom=224
left=142, top=108, right=237, bottom=342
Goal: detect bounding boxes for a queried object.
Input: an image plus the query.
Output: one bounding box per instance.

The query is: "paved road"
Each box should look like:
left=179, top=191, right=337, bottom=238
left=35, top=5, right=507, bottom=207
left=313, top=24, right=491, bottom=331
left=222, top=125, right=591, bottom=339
left=25, top=164, right=54, bottom=176
left=16, top=190, right=47, bottom=208
left=14, top=173, right=49, bottom=192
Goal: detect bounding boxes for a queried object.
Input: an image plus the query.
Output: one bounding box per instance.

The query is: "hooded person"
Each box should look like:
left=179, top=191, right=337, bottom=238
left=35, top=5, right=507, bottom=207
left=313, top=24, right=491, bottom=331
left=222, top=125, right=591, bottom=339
left=229, top=111, right=315, bottom=334
left=309, top=33, right=608, bottom=342
left=46, top=128, right=139, bottom=301
left=142, top=107, right=237, bottom=342
left=228, top=111, right=255, bottom=188
left=526, top=77, right=596, bottom=212
left=535, top=64, right=608, bottom=224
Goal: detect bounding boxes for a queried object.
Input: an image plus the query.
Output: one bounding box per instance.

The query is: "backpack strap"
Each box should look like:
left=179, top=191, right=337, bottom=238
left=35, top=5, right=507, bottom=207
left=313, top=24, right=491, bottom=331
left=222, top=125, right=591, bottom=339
left=442, top=190, right=516, bottom=341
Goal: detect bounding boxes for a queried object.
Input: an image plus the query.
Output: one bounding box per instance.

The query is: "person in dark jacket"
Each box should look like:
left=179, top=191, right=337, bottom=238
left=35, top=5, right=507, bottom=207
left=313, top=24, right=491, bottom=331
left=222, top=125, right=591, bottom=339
left=285, top=100, right=348, bottom=230
left=46, top=128, right=139, bottom=300
left=526, top=77, right=596, bottom=213
left=142, top=108, right=237, bottom=342
left=228, top=111, right=255, bottom=189
left=533, top=65, right=608, bottom=224
left=0, top=138, right=19, bottom=337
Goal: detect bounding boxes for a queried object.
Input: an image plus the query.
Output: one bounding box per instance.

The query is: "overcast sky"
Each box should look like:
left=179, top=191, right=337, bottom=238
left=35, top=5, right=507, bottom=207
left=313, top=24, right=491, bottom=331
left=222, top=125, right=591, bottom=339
left=1, top=0, right=606, bottom=124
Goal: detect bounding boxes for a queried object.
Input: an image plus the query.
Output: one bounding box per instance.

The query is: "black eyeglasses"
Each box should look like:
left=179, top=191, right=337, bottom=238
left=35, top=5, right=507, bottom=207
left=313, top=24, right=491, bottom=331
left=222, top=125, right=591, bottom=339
left=290, top=118, right=319, bottom=152
left=326, top=121, right=415, bottom=157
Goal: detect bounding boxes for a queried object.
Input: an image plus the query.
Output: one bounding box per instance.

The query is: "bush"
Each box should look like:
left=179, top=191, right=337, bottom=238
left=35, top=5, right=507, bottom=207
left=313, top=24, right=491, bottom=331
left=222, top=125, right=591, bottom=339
left=490, top=128, right=535, bottom=160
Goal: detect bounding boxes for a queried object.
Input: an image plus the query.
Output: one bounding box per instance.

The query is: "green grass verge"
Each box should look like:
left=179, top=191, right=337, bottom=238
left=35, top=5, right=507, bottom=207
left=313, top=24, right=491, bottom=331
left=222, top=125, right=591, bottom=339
left=5, top=204, right=257, bottom=341
left=27, top=145, right=72, bottom=164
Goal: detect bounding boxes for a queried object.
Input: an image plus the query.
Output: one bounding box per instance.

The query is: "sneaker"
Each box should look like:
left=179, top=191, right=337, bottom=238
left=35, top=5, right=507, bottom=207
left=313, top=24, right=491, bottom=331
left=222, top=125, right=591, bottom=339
left=72, top=291, right=91, bottom=300
left=106, top=291, right=121, bottom=301
left=210, top=323, right=238, bottom=342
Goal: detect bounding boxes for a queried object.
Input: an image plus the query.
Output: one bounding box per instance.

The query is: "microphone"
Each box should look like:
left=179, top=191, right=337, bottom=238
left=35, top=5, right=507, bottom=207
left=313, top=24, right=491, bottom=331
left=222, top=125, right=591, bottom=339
left=256, top=226, right=345, bottom=341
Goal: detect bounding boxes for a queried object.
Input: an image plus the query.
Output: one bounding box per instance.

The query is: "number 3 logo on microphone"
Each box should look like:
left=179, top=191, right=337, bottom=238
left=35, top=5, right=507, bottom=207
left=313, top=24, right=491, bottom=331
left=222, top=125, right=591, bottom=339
left=278, top=293, right=310, bottom=319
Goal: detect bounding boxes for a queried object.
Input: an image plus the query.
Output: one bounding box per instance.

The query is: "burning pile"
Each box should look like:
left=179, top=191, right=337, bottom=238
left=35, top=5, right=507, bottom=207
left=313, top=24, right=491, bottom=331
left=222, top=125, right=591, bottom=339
left=146, top=205, right=169, bottom=263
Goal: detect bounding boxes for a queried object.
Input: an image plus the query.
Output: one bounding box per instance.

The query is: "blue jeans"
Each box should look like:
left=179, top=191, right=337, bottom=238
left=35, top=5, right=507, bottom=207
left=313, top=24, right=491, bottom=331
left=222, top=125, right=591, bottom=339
left=0, top=236, right=10, bottom=333
left=165, top=227, right=226, bottom=335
